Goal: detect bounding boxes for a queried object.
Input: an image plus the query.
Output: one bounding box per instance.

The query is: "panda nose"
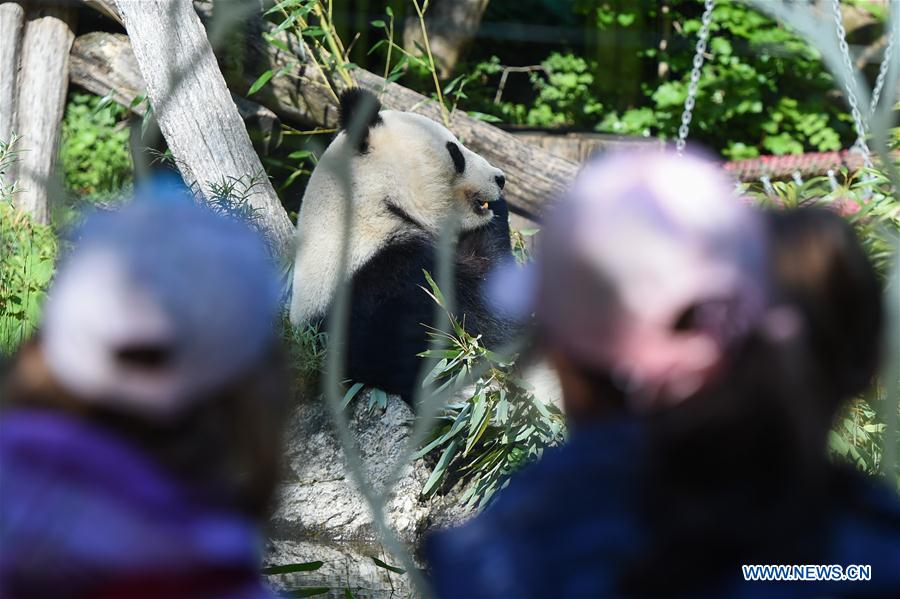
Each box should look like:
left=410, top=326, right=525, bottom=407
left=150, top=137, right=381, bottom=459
left=495, top=174, right=506, bottom=190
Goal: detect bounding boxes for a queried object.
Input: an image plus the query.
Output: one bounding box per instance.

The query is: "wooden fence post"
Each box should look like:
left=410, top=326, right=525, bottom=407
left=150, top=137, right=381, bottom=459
left=1, top=2, right=75, bottom=224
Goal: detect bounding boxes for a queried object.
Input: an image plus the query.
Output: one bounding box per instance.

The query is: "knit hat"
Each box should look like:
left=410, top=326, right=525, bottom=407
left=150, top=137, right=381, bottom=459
left=491, top=151, right=772, bottom=407
left=41, top=191, right=281, bottom=417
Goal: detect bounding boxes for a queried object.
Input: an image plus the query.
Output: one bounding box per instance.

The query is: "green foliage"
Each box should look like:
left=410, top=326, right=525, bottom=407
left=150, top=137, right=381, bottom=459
left=60, top=92, right=132, bottom=198
left=744, top=164, right=900, bottom=278
left=1, top=137, right=58, bottom=354
left=260, top=0, right=354, bottom=99
left=829, top=397, right=886, bottom=476
left=511, top=227, right=538, bottom=265
left=454, top=53, right=605, bottom=128
left=417, top=272, right=566, bottom=511
left=281, top=318, right=328, bottom=397
left=205, top=171, right=267, bottom=228
left=456, top=1, right=857, bottom=157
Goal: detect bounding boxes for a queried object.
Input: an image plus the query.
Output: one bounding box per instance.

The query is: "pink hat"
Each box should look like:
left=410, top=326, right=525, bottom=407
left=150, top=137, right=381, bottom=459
left=492, top=151, right=771, bottom=407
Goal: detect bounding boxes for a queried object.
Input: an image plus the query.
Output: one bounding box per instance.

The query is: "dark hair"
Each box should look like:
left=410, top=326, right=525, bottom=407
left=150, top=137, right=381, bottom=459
left=2, top=339, right=291, bottom=520
left=617, top=207, right=884, bottom=594
left=766, top=207, right=883, bottom=413
left=621, top=330, right=830, bottom=594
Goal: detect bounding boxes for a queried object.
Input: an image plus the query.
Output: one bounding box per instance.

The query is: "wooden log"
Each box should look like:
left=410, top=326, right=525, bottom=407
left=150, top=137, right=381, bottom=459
left=0, top=2, right=25, bottom=144
left=68, top=32, right=145, bottom=114
left=114, top=0, right=294, bottom=254
left=69, top=31, right=281, bottom=154
left=11, top=3, right=75, bottom=224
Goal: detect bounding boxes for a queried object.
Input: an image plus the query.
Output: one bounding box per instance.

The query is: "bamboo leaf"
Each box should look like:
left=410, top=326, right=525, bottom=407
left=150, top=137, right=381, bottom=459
left=263, top=561, right=324, bottom=575
left=248, top=70, right=274, bottom=96
left=421, top=439, right=459, bottom=496
left=371, top=556, right=405, bottom=574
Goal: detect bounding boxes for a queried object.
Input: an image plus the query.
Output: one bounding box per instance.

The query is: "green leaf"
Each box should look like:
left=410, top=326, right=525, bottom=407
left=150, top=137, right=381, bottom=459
left=283, top=588, right=330, bottom=598
left=263, top=561, right=324, bottom=575
left=248, top=70, right=274, bottom=96
left=369, top=387, right=388, bottom=411
left=371, top=556, right=405, bottom=574
left=340, top=382, right=365, bottom=410
left=467, top=111, right=503, bottom=123
left=421, top=439, right=459, bottom=496
left=263, top=33, right=292, bottom=53
left=371, top=19, right=386, bottom=28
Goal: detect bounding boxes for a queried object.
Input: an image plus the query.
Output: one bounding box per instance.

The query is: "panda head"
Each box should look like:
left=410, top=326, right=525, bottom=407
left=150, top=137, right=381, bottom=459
left=336, top=88, right=506, bottom=233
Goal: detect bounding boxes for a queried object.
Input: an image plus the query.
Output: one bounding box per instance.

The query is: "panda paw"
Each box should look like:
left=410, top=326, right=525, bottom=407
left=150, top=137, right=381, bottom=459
left=490, top=197, right=509, bottom=225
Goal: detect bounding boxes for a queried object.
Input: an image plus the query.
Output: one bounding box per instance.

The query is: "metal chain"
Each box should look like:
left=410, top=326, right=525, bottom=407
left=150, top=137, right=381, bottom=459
left=675, top=0, right=715, bottom=154
left=869, top=28, right=895, bottom=116
left=831, top=0, right=873, bottom=168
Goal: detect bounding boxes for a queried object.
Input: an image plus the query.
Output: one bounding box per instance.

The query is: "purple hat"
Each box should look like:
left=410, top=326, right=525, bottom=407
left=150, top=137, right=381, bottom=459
left=493, top=151, right=771, bottom=407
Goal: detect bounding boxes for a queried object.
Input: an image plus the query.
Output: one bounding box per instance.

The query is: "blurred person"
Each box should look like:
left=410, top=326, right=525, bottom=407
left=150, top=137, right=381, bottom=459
left=426, top=152, right=900, bottom=597
left=765, top=206, right=883, bottom=421
left=0, top=192, right=287, bottom=598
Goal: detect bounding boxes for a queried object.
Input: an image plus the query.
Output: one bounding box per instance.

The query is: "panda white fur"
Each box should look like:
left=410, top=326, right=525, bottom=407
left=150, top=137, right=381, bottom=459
left=289, top=88, right=516, bottom=401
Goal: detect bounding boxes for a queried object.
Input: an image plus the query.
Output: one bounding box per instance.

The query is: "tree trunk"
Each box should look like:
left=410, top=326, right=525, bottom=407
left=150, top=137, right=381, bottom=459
left=69, top=32, right=281, bottom=154
left=0, top=2, right=25, bottom=144
left=4, top=2, right=75, bottom=224
left=403, top=0, right=490, bottom=79
left=114, top=0, right=294, bottom=254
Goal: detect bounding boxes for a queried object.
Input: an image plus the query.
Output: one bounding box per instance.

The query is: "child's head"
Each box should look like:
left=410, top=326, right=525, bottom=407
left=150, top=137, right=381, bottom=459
left=496, top=151, right=776, bottom=425
left=766, top=207, right=883, bottom=414
left=3, top=194, right=287, bottom=517
left=498, top=150, right=847, bottom=592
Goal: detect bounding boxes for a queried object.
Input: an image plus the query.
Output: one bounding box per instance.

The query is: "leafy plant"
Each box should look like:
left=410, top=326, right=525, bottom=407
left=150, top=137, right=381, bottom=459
left=455, top=1, right=858, bottom=158
left=830, top=396, right=886, bottom=475
left=282, top=318, right=328, bottom=398
left=744, top=163, right=900, bottom=277
left=256, top=0, right=353, bottom=103
left=454, top=53, right=605, bottom=129
left=59, top=92, right=132, bottom=198
left=205, top=171, right=267, bottom=228
left=511, top=227, right=538, bottom=265
left=369, top=2, right=455, bottom=124
left=1, top=136, right=58, bottom=355
left=416, top=272, right=565, bottom=511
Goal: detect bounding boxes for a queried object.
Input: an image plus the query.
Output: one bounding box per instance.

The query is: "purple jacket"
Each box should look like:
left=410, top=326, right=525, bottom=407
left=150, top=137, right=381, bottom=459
left=0, top=409, right=275, bottom=599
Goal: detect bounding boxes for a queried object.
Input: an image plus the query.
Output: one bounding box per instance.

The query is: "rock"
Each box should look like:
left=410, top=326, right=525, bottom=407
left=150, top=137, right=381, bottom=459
left=266, top=390, right=434, bottom=596
left=265, top=538, right=413, bottom=598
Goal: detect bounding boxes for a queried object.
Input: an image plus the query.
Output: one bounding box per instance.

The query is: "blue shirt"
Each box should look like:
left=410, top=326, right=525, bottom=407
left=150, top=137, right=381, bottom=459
left=426, top=418, right=900, bottom=598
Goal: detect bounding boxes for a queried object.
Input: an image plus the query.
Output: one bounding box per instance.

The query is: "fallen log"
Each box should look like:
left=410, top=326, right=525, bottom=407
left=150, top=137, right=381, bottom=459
left=69, top=31, right=281, bottom=154
left=115, top=0, right=294, bottom=254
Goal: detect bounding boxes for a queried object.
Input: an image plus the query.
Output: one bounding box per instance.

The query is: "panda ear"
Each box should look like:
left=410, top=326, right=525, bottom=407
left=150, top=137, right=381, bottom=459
left=339, top=88, right=382, bottom=152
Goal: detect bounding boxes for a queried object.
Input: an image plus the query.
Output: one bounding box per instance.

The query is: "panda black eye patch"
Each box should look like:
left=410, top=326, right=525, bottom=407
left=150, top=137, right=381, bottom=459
left=446, top=141, right=466, bottom=175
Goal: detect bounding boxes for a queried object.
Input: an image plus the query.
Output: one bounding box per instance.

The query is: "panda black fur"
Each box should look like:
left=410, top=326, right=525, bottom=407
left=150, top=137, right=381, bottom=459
left=290, top=88, right=516, bottom=402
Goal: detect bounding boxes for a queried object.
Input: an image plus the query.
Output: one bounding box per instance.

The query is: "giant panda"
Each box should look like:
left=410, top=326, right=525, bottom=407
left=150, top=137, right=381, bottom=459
left=289, top=88, right=516, bottom=401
